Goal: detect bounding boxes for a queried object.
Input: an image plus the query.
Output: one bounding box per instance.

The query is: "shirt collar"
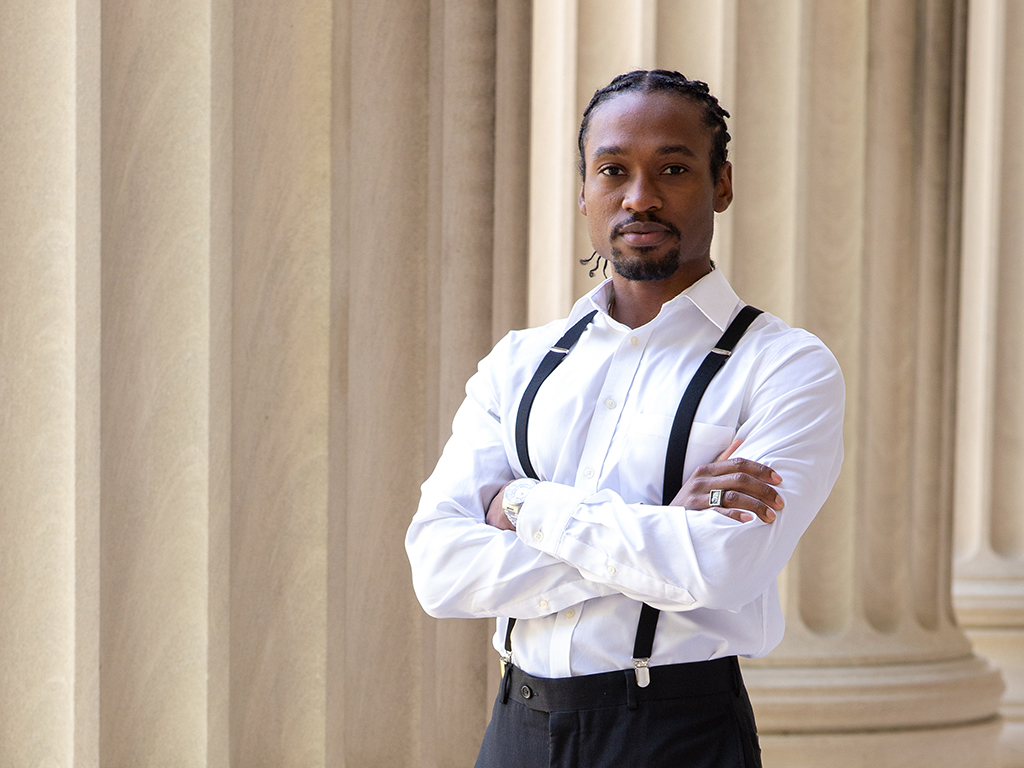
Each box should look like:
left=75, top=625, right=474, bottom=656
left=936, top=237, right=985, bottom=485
left=678, top=265, right=742, bottom=331
left=578, top=265, right=742, bottom=331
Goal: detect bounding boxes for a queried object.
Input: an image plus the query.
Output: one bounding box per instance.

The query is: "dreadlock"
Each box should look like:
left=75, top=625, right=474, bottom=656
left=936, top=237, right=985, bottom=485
left=577, top=70, right=731, bottom=181
left=578, top=250, right=610, bottom=278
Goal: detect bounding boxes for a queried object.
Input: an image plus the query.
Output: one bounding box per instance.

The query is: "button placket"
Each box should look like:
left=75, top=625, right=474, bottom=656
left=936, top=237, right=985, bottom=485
left=572, top=327, right=643, bottom=490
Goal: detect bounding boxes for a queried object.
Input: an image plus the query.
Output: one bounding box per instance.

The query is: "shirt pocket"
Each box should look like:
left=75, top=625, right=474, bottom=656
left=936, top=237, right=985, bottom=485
left=623, top=414, right=737, bottom=502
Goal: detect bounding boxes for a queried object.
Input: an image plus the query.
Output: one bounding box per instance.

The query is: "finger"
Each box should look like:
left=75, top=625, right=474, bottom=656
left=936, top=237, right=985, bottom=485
left=699, top=457, right=783, bottom=486
left=715, top=438, right=743, bottom=462
left=673, top=472, right=783, bottom=512
left=714, top=489, right=778, bottom=522
left=691, top=470, right=784, bottom=512
left=712, top=506, right=754, bottom=524
left=719, top=472, right=785, bottom=510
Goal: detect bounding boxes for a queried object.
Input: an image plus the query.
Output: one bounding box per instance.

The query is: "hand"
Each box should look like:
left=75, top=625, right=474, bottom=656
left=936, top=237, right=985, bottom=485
left=669, top=439, right=784, bottom=523
left=485, top=482, right=516, bottom=530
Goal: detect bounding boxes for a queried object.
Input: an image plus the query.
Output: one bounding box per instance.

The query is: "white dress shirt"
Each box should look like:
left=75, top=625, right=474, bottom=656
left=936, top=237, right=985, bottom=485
left=406, top=268, right=845, bottom=678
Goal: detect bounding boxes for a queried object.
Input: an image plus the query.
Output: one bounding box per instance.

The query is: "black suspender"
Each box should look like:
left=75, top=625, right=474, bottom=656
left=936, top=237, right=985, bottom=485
left=502, top=303, right=762, bottom=698
left=501, top=310, right=598, bottom=703
left=661, top=305, right=763, bottom=504
left=515, top=310, right=598, bottom=480
left=631, top=304, right=762, bottom=689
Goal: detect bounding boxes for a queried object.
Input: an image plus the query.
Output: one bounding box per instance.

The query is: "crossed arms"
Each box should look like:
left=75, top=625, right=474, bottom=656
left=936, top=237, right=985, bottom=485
left=406, top=327, right=844, bottom=620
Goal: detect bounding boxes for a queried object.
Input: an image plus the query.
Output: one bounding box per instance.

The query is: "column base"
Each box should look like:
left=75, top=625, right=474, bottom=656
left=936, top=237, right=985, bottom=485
left=964, top=627, right=1024, bottom=768
left=758, top=717, right=1002, bottom=768
left=742, top=654, right=1004, bottom=732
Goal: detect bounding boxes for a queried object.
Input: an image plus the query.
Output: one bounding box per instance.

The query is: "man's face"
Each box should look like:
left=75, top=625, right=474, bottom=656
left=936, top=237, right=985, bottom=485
left=578, top=91, right=733, bottom=284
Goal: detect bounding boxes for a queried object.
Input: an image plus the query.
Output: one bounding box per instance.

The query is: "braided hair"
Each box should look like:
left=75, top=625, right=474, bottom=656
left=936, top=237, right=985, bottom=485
left=576, top=70, right=731, bottom=181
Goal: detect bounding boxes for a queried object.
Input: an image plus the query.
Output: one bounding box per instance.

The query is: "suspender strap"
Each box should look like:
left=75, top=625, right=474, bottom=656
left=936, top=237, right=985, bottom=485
left=515, top=310, right=598, bottom=480
left=630, top=305, right=763, bottom=686
left=504, top=617, right=515, bottom=661
left=661, top=305, right=764, bottom=506
left=505, top=310, right=597, bottom=685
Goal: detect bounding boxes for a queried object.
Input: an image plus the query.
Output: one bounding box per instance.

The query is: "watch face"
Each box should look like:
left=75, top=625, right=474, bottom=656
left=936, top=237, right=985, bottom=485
left=508, top=484, right=532, bottom=504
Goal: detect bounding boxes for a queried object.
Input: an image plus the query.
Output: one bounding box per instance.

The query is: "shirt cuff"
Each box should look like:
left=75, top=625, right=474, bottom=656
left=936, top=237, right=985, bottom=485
left=514, top=481, right=588, bottom=556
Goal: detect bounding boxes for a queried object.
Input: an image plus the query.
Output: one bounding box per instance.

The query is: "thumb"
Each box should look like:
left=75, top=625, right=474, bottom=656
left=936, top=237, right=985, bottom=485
left=716, top=438, right=742, bottom=462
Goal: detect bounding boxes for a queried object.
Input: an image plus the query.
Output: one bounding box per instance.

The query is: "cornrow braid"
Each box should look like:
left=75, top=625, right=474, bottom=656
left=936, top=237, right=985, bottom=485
left=577, top=69, right=731, bottom=181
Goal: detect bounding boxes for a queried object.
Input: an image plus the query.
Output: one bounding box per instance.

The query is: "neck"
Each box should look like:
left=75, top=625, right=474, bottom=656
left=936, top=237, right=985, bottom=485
left=608, top=261, right=712, bottom=329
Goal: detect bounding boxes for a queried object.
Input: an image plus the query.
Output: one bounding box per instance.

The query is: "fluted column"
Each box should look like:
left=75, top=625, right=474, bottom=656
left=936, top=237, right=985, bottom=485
left=426, top=0, right=499, bottom=763
left=732, top=5, right=1004, bottom=764
left=954, top=1, right=1024, bottom=765
left=342, top=1, right=528, bottom=765
left=0, top=2, right=98, bottom=766
left=3, top=0, right=525, bottom=764
left=529, top=1, right=1004, bottom=766
left=100, top=0, right=226, bottom=762
left=230, top=0, right=331, bottom=766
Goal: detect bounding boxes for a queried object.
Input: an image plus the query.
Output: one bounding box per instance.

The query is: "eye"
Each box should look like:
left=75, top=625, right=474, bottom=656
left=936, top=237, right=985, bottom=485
left=598, top=165, right=625, bottom=177
left=662, top=164, right=688, bottom=175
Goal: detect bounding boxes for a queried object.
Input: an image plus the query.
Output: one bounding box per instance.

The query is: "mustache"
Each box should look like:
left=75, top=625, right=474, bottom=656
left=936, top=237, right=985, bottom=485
left=611, top=214, right=681, bottom=238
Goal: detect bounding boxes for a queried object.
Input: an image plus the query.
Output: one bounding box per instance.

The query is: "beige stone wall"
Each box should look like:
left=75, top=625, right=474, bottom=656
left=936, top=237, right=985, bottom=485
left=0, top=0, right=1020, bottom=765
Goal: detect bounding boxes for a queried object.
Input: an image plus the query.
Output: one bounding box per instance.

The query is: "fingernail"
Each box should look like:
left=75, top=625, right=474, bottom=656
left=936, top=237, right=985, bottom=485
left=766, top=510, right=776, bottom=522
left=774, top=495, right=785, bottom=510
left=770, top=470, right=782, bottom=483
left=740, top=512, right=753, bottom=523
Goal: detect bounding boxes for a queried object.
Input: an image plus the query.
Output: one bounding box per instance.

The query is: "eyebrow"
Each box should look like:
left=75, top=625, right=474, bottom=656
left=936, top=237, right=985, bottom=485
left=590, top=144, right=697, bottom=159
left=657, top=144, right=697, bottom=158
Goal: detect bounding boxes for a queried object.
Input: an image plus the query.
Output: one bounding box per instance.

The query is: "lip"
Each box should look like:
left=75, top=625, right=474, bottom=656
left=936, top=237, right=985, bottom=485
left=616, top=221, right=671, bottom=248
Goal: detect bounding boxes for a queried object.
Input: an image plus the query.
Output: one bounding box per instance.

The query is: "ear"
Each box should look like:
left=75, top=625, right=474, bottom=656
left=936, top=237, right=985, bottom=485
left=578, top=184, right=587, bottom=216
left=713, top=161, right=733, bottom=213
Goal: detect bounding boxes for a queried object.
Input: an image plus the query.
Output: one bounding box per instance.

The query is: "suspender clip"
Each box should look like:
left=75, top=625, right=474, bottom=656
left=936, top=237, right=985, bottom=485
left=632, top=657, right=651, bottom=688
left=549, top=345, right=569, bottom=354
left=710, top=347, right=732, bottom=357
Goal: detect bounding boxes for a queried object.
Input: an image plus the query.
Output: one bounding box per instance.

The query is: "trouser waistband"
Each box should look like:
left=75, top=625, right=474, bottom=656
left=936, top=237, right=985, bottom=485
left=503, top=657, right=742, bottom=713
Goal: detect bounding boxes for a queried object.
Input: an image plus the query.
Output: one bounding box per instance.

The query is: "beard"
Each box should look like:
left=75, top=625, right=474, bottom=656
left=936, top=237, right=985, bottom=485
left=606, top=214, right=685, bottom=282
left=609, top=243, right=681, bottom=282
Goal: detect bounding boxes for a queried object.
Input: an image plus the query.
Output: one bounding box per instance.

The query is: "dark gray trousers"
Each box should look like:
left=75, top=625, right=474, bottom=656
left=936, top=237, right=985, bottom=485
left=474, top=659, right=761, bottom=768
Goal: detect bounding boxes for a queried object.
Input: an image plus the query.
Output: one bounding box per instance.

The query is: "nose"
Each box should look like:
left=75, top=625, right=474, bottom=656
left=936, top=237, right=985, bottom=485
left=622, top=171, right=661, bottom=212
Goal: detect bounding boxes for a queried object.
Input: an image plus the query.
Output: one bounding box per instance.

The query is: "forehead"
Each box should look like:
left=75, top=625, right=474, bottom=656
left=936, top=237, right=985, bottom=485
left=583, top=90, right=712, bottom=161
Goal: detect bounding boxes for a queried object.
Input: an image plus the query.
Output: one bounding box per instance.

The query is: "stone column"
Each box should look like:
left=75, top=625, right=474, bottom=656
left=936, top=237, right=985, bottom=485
left=529, top=1, right=1004, bottom=766
left=0, top=1, right=97, bottom=765
left=953, top=1, right=1024, bottom=765
left=733, top=3, right=1004, bottom=763
left=426, top=0, right=500, bottom=763
left=341, top=1, right=528, bottom=766
left=99, top=0, right=227, bottom=762
left=230, top=0, right=332, bottom=765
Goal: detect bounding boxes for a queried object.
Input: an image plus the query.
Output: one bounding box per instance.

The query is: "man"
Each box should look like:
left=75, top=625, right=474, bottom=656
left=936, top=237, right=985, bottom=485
left=406, top=70, right=844, bottom=768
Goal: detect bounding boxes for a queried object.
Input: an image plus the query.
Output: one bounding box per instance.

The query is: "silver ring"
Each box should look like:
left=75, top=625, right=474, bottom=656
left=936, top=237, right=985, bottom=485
left=709, top=489, right=724, bottom=507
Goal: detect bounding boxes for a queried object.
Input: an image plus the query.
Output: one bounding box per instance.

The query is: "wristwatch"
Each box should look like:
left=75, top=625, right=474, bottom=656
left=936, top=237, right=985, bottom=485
left=502, top=478, right=539, bottom=526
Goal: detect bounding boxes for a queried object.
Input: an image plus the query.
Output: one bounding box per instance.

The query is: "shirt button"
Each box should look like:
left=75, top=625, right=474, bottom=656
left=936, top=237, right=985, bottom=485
left=565, top=609, right=576, bottom=619
left=607, top=565, right=616, bottom=575
left=605, top=398, right=616, bottom=410
left=630, top=336, right=639, bottom=346
left=584, top=467, right=594, bottom=479
left=534, top=531, right=543, bottom=541
left=539, top=600, right=548, bottom=609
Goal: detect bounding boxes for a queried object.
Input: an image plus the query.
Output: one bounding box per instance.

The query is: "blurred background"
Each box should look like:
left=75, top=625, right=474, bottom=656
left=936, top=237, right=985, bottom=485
left=1, top=0, right=1021, bottom=765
